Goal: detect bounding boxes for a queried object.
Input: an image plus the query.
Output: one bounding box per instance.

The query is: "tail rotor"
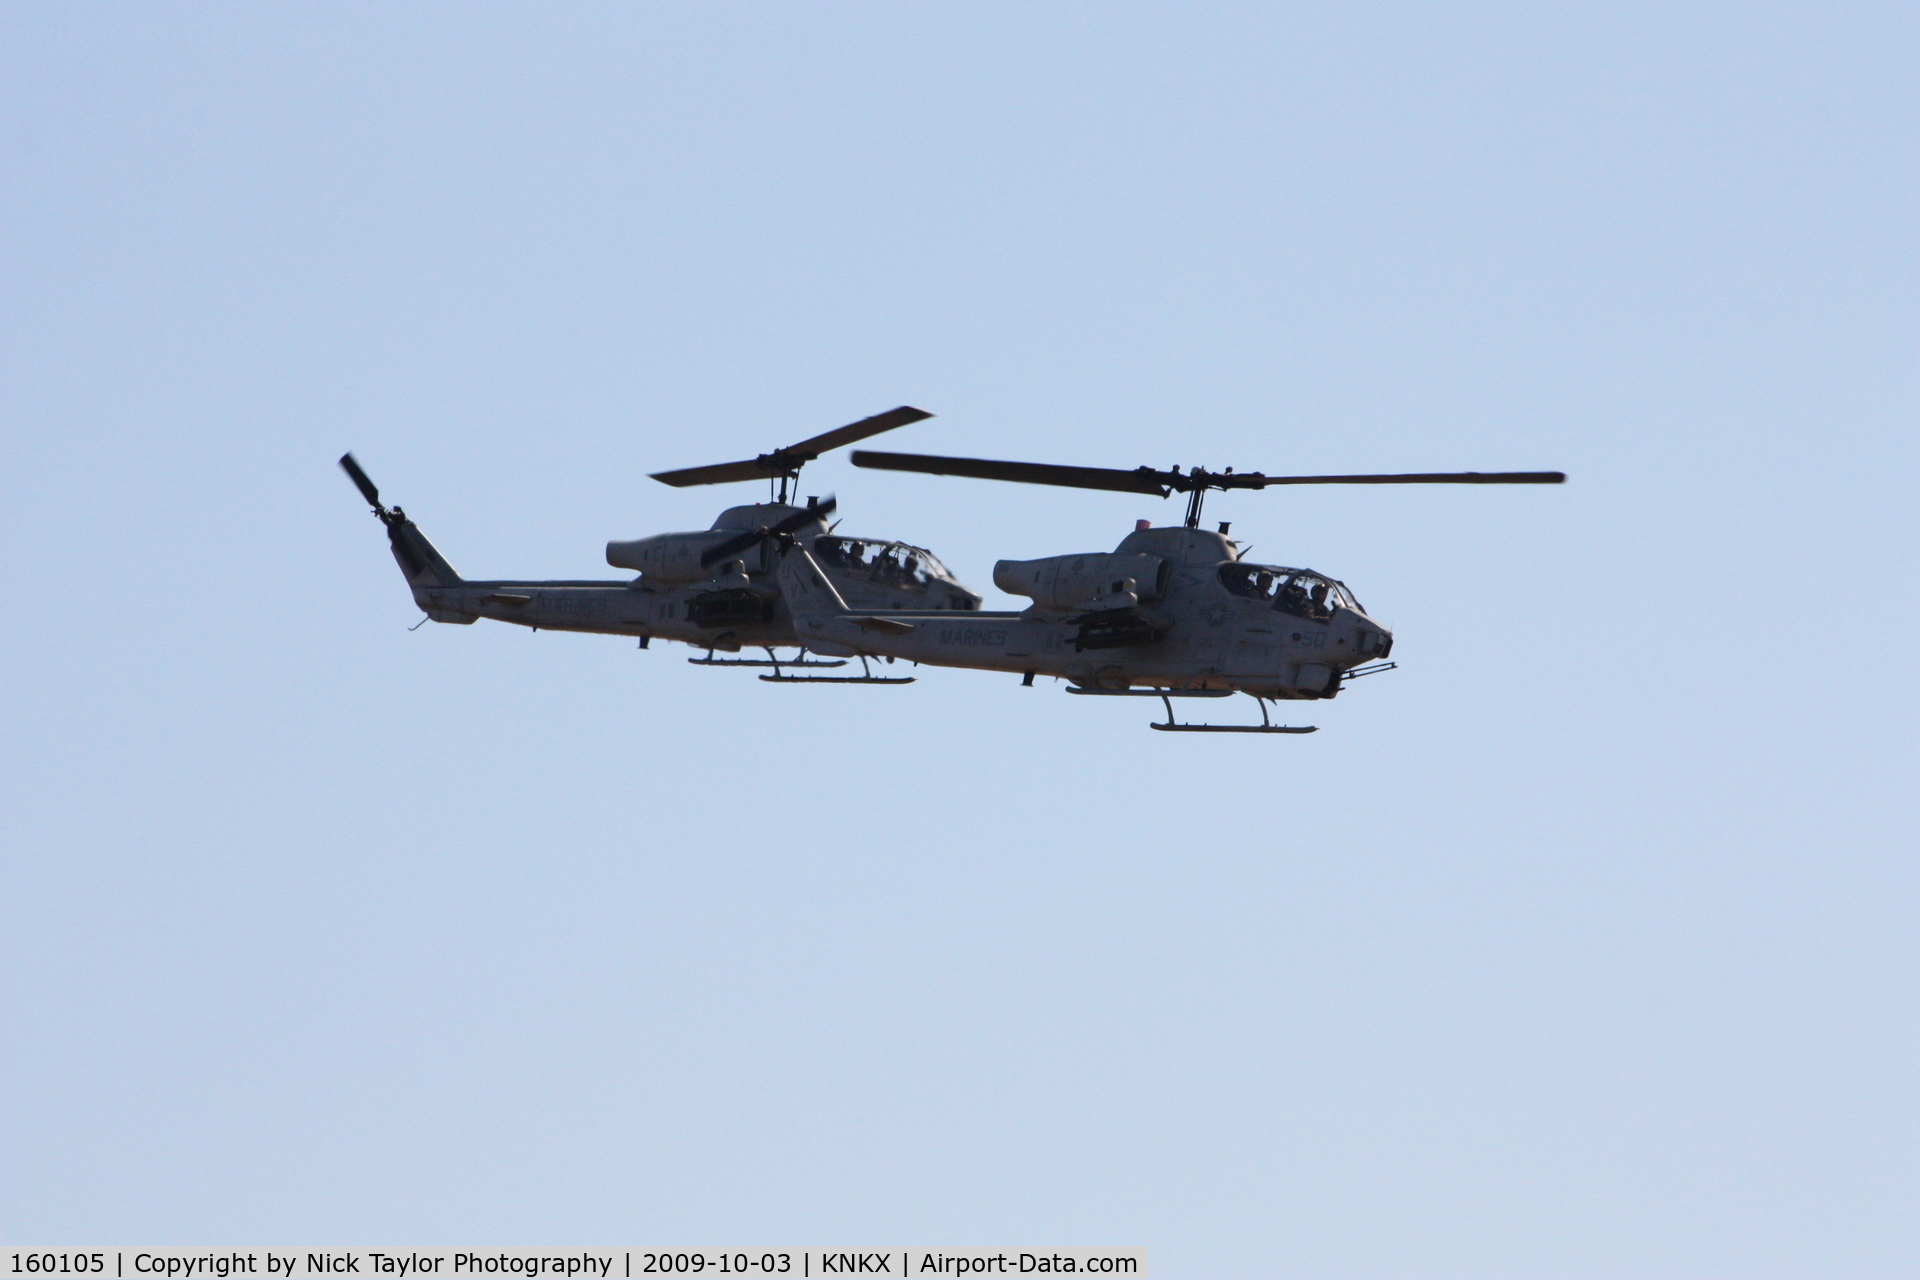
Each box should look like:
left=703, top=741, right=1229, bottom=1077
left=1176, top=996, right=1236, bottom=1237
left=339, top=453, right=398, bottom=526
left=700, top=496, right=837, bottom=568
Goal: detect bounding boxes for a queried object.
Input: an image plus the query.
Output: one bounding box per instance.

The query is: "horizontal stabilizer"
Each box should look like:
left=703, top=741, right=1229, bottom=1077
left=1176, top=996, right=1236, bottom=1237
left=853, top=616, right=917, bottom=636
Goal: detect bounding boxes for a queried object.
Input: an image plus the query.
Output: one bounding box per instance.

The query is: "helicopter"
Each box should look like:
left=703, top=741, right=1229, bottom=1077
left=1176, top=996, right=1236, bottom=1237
left=339, top=407, right=983, bottom=681
left=750, top=448, right=1567, bottom=732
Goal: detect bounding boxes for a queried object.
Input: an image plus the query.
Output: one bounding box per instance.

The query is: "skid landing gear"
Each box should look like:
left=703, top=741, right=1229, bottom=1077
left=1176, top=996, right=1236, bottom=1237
left=1065, top=685, right=1231, bottom=699
left=1149, top=693, right=1315, bottom=734
left=688, top=646, right=847, bottom=670
left=761, top=652, right=914, bottom=685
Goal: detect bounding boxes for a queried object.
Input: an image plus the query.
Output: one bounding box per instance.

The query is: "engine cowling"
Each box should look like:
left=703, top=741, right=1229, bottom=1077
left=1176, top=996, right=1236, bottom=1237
left=993, top=553, right=1168, bottom=610
left=607, top=531, right=752, bottom=582
left=608, top=504, right=825, bottom=583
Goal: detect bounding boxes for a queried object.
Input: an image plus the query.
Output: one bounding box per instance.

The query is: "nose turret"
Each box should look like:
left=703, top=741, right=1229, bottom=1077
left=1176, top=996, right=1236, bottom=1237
left=1295, top=605, right=1391, bottom=700
left=1351, top=615, right=1393, bottom=661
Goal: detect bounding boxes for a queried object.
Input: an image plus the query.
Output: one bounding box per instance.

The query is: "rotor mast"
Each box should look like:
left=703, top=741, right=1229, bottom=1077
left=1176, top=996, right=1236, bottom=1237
left=1170, top=467, right=1269, bottom=527
left=758, top=449, right=807, bottom=504
left=1185, top=484, right=1205, bottom=528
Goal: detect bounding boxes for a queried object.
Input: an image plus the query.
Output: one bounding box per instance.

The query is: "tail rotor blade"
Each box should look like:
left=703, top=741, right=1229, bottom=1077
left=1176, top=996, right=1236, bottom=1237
left=339, top=453, right=384, bottom=509
left=700, top=528, right=767, bottom=569
left=699, top=496, right=836, bottom=568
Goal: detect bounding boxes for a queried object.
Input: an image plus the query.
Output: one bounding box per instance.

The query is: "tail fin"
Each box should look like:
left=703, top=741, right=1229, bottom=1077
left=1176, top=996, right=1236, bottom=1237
left=388, top=514, right=473, bottom=623
left=385, top=510, right=462, bottom=589
left=340, top=453, right=469, bottom=622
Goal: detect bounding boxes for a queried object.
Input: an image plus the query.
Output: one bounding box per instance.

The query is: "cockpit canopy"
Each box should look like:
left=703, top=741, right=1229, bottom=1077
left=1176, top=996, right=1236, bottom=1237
left=1218, top=563, right=1360, bottom=620
left=813, top=535, right=959, bottom=588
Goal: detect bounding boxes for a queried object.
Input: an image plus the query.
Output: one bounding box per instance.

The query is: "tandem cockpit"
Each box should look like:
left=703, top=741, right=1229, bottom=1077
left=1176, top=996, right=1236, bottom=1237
left=813, top=535, right=980, bottom=610
left=1218, top=563, right=1361, bottom=621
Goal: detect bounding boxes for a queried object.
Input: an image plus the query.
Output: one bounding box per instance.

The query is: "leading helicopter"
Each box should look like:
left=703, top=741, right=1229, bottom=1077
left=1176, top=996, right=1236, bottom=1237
left=340, top=407, right=982, bottom=681
left=750, top=447, right=1566, bottom=732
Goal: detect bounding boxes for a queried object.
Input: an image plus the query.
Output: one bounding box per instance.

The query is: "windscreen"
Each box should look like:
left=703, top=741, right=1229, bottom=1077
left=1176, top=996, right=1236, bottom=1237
left=814, top=536, right=955, bottom=586
left=1218, top=563, right=1357, bottom=619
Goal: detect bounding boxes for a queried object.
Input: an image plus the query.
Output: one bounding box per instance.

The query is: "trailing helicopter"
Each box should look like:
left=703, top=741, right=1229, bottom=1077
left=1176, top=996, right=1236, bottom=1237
left=339, top=407, right=982, bottom=682
left=752, top=448, right=1567, bottom=732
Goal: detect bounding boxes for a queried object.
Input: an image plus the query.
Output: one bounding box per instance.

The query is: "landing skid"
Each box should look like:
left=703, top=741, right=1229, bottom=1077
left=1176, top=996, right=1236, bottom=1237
left=760, top=674, right=915, bottom=684
left=692, top=658, right=849, bottom=667
left=1067, top=686, right=1232, bottom=698
left=760, top=653, right=914, bottom=685
left=690, top=647, right=848, bottom=671
left=1148, top=693, right=1316, bottom=734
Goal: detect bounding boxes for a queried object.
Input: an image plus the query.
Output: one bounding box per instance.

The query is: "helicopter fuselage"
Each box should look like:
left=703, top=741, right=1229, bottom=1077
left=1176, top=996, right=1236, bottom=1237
left=780, top=525, right=1394, bottom=699
left=389, top=502, right=983, bottom=652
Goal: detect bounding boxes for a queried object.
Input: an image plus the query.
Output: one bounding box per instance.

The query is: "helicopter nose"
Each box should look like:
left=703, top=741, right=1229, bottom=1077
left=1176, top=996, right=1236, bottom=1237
left=1352, top=623, right=1393, bottom=660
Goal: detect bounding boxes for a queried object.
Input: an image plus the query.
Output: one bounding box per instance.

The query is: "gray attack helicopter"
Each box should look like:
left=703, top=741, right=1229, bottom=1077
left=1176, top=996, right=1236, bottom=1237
left=748, top=448, right=1566, bottom=733
left=339, top=407, right=982, bottom=682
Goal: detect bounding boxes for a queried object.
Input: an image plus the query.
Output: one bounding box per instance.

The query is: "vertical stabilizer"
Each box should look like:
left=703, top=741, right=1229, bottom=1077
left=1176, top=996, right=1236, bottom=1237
left=386, top=513, right=461, bottom=588
left=340, top=453, right=471, bottom=622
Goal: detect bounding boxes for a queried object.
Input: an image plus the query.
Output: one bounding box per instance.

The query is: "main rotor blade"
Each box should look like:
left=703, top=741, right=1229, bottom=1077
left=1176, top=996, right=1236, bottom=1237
left=650, top=458, right=769, bottom=488
left=339, top=453, right=382, bottom=508
left=1249, top=471, right=1566, bottom=485
left=851, top=451, right=1172, bottom=497
left=853, top=451, right=1565, bottom=495
left=651, top=407, right=933, bottom=488
left=785, top=406, right=932, bottom=458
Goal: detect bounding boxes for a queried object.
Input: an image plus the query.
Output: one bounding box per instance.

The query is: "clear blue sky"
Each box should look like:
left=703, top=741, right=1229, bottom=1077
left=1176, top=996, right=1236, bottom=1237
left=3, top=5, right=1913, bottom=1275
